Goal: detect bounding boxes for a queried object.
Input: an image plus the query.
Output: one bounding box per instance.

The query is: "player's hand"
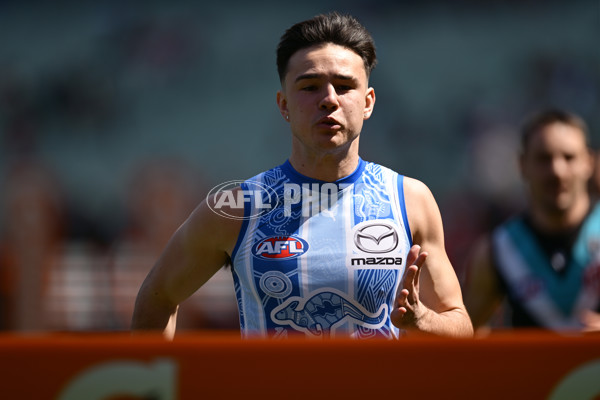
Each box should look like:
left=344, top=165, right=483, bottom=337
left=391, top=244, right=428, bottom=330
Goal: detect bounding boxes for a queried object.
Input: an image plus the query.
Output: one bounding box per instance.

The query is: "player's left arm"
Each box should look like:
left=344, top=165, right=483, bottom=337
left=391, top=177, right=474, bottom=337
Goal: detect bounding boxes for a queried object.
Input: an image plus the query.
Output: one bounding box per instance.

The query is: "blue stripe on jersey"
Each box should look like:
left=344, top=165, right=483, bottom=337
left=397, top=175, right=413, bottom=247
left=573, top=203, right=600, bottom=272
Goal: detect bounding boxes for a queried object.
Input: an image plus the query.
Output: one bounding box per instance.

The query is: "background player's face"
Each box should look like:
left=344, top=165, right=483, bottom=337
left=520, top=122, right=593, bottom=215
left=277, top=43, right=375, bottom=157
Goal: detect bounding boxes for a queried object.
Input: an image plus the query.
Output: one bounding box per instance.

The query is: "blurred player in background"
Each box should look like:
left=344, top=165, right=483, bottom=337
left=132, top=12, right=472, bottom=339
left=464, top=109, right=600, bottom=333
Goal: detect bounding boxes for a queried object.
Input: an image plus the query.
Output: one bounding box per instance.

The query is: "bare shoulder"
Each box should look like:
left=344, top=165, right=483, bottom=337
left=402, top=176, right=443, bottom=242
left=185, top=187, right=245, bottom=256
left=403, top=176, right=436, bottom=205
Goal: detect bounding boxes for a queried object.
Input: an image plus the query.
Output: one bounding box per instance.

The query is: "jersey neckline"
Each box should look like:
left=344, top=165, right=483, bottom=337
left=281, top=158, right=366, bottom=185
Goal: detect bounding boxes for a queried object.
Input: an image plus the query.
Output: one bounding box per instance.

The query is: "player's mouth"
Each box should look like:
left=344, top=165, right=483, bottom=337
left=544, top=180, right=569, bottom=196
left=316, top=116, right=342, bottom=131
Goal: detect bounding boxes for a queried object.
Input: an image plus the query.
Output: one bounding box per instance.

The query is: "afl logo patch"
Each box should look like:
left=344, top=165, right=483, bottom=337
left=252, top=236, right=309, bottom=260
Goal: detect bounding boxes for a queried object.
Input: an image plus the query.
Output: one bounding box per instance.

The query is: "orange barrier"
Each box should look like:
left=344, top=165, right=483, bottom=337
left=0, top=331, right=598, bottom=399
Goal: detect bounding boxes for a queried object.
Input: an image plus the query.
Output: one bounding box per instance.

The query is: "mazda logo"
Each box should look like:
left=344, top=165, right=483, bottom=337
left=354, top=223, right=398, bottom=253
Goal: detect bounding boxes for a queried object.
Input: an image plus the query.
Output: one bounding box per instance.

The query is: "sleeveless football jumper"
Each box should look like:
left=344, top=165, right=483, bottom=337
left=491, top=203, right=600, bottom=330
left=230, top=158, right=412, bottom=339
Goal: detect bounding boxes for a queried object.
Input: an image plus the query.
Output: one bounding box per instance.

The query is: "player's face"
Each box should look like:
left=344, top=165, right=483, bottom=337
left=520, top=122, right=593, bottom=215
left=277, top=43, right=375, bottom=156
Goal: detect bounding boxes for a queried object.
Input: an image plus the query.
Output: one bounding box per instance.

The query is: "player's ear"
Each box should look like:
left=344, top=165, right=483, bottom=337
left=363, top=87, right=375, bottom=120
left=276, top=90, right=290, bottom=122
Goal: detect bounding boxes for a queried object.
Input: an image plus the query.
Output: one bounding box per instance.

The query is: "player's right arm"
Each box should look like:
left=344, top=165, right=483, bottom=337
left=131, top=192, right=242, bottom=338
left=463, top=236, right=504, bottom=332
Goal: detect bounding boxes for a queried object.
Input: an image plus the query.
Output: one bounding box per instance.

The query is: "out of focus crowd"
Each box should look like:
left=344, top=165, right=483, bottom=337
left=0, top=157, right=239, bottom=331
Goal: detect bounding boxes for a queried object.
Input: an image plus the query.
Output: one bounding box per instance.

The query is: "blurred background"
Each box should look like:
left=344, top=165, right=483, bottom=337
left=0, top=0, right=598, bottom=332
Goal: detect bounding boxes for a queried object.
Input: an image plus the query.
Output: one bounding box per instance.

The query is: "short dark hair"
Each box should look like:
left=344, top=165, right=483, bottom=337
left=276, top=12, right=377, bottom=83
left=520, top=108, right=590, bottom=153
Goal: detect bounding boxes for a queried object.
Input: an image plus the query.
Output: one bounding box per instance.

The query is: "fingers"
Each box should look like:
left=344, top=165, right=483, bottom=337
left=414, top=248, right=428, bottom=269
left=395, top=288, right=409, bottom=307
left=401, top=245, right=428, bottom=287
left=414, top=260, right=422, bottom=288
left=412, top=249, right=426, bottom=289
left=405, top=244, right=420, bottom=267
left=401, top=265, right=418, bottom=292
left=406, top=245, right=428, bottom=268
left=398, top=245, right=428, bottom=307
left=393, top=245, right=429, bottom=328
left=391, top=287, right=415, bottom=328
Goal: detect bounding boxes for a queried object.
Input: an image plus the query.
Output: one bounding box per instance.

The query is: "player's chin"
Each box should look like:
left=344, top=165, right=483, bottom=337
left=314, top=136, right=346, bottom=150
left=316, top=130, right=356, bottom=147
left=543, top=194, right=575, bottom=213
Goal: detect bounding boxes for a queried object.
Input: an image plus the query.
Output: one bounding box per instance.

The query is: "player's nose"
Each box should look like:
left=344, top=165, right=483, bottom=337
left=318, top=84, right=339, bottom=111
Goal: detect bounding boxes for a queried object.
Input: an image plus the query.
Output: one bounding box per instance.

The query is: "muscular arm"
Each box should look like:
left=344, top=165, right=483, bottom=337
left=131, top=195, right=241, bottom=338
left=391, top=177, right=473, bottom=337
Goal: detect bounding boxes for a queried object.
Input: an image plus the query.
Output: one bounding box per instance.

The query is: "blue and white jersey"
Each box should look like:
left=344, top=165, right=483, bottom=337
left=491, top=203, right=600, bottom=330
left=230, top=158, right=412, bottom=339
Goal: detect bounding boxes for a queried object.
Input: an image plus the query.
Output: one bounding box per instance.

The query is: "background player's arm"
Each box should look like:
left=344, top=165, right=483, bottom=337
left=392, top=177, right=473, bottom=337
left=463, top=237, right=504, bottom=332
left=131, top=194, right=241, bottom=338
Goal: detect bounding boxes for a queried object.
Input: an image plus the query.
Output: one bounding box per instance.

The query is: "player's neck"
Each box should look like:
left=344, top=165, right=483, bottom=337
left=289, top=143, right=360, bottom=182
left=529, top=195, right=590, bottom=233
